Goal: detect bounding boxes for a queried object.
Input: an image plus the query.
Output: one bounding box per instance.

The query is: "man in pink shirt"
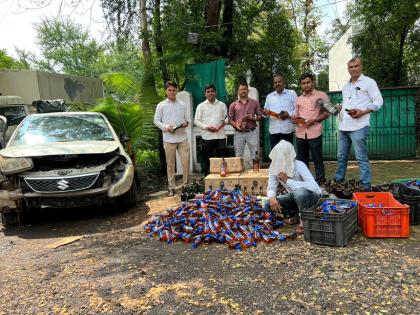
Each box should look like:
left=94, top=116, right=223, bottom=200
left=292, top=73, right=330, bottom=183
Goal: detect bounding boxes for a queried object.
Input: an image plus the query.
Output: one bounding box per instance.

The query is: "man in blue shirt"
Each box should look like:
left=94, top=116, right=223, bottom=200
left=264, top=74, right=297, bottom=149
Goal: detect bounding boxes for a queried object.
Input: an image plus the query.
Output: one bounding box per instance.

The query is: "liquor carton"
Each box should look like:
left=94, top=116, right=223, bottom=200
left=238, top=169, right=269, bottom=196
left=204, top=173, right=241, bottom=191
left=209, top=157, right=244, bottom=174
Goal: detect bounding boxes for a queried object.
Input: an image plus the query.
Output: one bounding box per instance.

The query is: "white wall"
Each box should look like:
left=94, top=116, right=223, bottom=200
left=329, top=27, right=353, bottom=91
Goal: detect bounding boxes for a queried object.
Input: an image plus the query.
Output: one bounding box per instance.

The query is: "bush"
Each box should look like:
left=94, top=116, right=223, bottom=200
left=136, top=149, right=160, bottom=174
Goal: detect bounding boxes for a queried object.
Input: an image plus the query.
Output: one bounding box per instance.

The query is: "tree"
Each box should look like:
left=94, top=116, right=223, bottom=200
left=0, top=50, right=28, bottom=70
left=283, top=0, right=326, bottom=72
left=33, top=18, right=105, bottom=77
left=347, top=0, right=419, bottom=86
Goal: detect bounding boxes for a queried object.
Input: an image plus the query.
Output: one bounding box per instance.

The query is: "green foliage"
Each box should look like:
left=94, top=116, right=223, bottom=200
left=347, top=0, right=419, bottom=86
left=100, top=72, right=143, bottom=100
left=316, top=70, right=329, bottom=92
left=0, top=49, right=28, bottom=69
left=91, top=96, right=144, bottom=144
left=228, top=1, right=300, bottom=98
left=34, top=18, right=104, bottom=77
left=135, top=149, right=161, bottom=173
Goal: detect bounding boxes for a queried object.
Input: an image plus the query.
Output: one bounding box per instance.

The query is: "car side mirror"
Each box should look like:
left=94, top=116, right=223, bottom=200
left=120, top=132, right=131, bottom=143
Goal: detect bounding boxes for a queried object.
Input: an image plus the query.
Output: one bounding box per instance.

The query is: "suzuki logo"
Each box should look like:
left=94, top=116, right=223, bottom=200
left=57, top=179, right=69, bottom=190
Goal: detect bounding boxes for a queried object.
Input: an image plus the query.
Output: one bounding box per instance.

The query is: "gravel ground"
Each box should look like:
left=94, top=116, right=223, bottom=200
left=0, top=164, right=419, bottom=314
left=0, top=200, right=418, bottom=314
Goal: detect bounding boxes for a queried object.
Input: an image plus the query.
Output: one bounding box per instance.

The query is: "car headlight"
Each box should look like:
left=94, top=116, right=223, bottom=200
left=0, top=155, right=33, bottom=175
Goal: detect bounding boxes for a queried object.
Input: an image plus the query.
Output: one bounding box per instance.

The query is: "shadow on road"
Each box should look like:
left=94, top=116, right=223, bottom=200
left=1, top=202, right=150, bottom=240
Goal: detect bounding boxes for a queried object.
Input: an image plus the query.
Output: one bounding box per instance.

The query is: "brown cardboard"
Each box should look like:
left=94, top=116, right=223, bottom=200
left=204, top=173, right=241, bottom=191
left=209, top=157, right=244, bottom=174
left=238, top=169, right=269, bottom=196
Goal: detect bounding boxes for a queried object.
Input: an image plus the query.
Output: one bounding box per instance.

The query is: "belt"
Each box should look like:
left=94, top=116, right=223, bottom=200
left=236, top=127, right=256, bottom=133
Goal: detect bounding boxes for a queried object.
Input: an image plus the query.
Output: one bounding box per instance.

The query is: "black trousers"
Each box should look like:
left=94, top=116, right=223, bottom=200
left=269, top=132, right=294, bottom=151
left=296, top=134, right=325, bottom=182
left=201, top=138, right=226, bottom=175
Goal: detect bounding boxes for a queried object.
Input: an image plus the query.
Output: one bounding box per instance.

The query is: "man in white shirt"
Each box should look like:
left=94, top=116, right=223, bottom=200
left=194, top=84, right=227, bottom=175
left=263, top=74, right=297, bottom=148
left=335, top=57, right=383, bottom=191
left=154, top=81, right=190, bottom=196
left=265, top=140, right=321, bottom=234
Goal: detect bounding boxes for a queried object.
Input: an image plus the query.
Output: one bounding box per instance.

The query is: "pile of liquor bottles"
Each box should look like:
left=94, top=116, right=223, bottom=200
left=324, top=179, right=362, bottom=199
left=315, top=199, right=357, bottom=214
left=144, top=189, right=297, bottom=250
left=181, top=179, right=205, bottom=202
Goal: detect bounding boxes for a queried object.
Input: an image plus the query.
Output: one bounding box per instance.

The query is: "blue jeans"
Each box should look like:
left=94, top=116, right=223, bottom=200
left=264, top=188, right=320, bottom=218
left=335, top=126, right=371, bottom=190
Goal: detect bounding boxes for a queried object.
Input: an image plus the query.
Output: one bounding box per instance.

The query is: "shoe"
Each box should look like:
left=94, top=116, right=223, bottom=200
left=167, top=188, right=176, bottom=196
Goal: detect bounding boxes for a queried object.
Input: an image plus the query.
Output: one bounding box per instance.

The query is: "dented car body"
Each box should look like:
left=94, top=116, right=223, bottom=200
left=0, top=112, right=136, bottom=226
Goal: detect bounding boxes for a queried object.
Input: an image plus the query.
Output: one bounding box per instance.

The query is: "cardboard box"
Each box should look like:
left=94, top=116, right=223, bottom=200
left=205, top=173, right=241, bottom=191
left=209, top=157, right=244, bottom=174
left=238, top=169, right=269, bottom=195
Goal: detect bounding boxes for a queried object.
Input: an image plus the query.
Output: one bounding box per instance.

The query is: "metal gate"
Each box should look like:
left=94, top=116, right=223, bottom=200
left=263, top=86, right=419, bottom=160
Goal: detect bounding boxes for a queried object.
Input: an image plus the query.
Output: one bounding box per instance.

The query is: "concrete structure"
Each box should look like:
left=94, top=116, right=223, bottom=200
left=0, top=70, right=103, bottom=105
left=328, top=27, right=353, bottom=91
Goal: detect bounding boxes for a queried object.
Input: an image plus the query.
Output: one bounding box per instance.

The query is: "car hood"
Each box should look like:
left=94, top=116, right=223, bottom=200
left=0, top=141, right=121, bottom=158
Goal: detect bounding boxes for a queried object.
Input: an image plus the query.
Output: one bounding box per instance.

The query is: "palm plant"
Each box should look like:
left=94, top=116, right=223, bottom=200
left=99, top=72, right=161, bottom=151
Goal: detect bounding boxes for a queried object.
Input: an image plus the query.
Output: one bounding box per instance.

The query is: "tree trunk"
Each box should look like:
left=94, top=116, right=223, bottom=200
left=396, top=24, right=409, bottom=86
left=139, top=0, right=152, bottom=70
left=139, top=0, right=166, bottom=174
left=205, top=0, right=221, bottom=30
left=221, top=0, right=233, bottom=58
left=153, top=0, right=170, bottom=84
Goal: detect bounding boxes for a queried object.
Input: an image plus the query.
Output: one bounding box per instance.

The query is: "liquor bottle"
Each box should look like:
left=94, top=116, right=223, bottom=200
left=215, top=120, right=225, bottom=131
left=173, top=121, right=188, bottom=131
left=241, top=111, right=249, bottom=129
left=220, top=157, right=227, bottom=177
left=253, top=151, right=260, bottom=172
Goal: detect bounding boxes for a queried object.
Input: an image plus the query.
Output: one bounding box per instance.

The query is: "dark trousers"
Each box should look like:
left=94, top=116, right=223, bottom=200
left=269, top=132, right=294, bottom=150
left=201, top=139, right=226, bottom=175
left=296, top=134, right=325, bottom=182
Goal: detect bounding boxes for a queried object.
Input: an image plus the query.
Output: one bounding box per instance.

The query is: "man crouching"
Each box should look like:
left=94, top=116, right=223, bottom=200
left=265, top=140, right=321, bottom=234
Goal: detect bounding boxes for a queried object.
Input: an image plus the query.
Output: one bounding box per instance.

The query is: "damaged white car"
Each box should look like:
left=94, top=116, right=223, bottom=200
left=0, top=112, right=137, bottom=226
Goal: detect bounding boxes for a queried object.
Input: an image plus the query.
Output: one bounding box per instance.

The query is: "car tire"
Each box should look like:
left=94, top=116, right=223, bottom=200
left=1, top=212, right=19, bottom=227
left=117, top=180, right=138, bottom=209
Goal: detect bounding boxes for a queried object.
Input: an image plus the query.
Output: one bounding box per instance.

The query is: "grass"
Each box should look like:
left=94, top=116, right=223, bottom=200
left=309, top=160, right=420, bottom=185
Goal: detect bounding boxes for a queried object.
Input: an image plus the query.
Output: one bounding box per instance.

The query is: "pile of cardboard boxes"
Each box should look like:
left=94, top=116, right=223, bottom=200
left=204, top=157, right=269, bottom=195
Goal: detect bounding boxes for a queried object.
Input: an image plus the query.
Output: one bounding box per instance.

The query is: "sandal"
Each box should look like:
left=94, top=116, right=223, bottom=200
left=295, top=225, right=304, bottom=235
left=283, top=217, right=299, bottom=225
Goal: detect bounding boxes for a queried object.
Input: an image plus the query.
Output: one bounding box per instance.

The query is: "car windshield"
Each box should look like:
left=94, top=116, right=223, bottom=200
left=10, top=114, right=115, bottom=146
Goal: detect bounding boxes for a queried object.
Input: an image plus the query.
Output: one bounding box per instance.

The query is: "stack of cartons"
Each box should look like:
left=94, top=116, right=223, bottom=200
left=204, top=157, right=270, bottom=194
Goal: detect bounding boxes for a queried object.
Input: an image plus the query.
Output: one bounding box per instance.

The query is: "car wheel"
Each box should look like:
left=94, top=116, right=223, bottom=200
left=117, top=180, right=138, bottom=209
left=1, top=212, right=20, bottom=227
